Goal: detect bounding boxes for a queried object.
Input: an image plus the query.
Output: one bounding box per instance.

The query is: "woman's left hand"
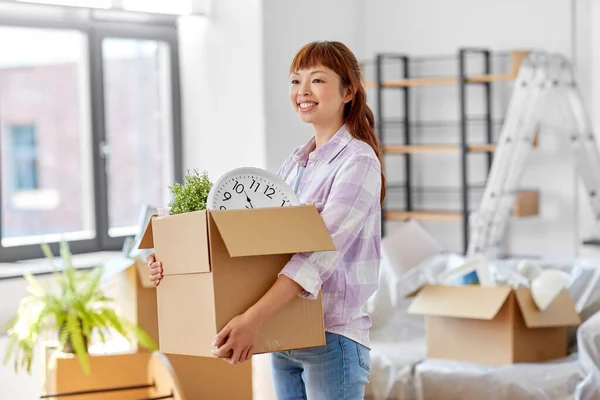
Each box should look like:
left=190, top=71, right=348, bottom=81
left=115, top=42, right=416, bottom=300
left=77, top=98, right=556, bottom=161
left=211, top=312, right=262, bottom=365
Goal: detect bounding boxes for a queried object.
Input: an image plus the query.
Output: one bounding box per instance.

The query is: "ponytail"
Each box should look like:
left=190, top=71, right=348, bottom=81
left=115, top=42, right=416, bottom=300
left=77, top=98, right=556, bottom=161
left=344, top=84, right=386, bottom=204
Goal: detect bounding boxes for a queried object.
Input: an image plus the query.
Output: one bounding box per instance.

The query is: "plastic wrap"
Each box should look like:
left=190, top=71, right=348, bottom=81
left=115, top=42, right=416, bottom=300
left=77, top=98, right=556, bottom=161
left=366, top=251, right=600, bottom=400
left=412, top=309, right=600, bottom=400
left=366, top=298, right=426, bottom=400
left=366, top=253, right=426, bottom=400
left=574, top=309, right=600, bottom=400
left=414, top=354, right=584, bottom=400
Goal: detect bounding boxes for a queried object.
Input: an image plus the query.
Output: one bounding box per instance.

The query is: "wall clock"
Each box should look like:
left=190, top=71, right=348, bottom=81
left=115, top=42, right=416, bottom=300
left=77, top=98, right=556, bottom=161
left=206, top=167, right=300, bottom=210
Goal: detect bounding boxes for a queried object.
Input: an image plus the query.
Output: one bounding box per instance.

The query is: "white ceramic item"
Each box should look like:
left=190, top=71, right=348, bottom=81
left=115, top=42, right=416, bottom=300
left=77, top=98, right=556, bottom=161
left=207, top=167, right=300, bottom=210
left=517, top=260, right=542, bottom=282
left=530, top=269, right=571, bottom=311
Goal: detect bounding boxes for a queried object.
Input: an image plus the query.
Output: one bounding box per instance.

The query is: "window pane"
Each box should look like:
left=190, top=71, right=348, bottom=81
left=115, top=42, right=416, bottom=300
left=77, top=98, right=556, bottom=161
left=123, top=0, right=192, bottom=15
left=10, top=125, right=39, bottom=191
left=102, top=38, right=174, bottom=237
left=0, top=27, right=95, bottom=247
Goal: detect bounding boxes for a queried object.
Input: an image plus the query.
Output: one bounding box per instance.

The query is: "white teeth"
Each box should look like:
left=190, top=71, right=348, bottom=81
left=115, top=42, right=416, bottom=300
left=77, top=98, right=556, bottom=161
left=299, top=102, right=316, bottom=109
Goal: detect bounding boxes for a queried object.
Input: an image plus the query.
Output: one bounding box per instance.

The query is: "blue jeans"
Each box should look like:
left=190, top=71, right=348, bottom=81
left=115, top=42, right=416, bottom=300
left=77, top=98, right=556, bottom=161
left=271, top=332, right=371, bottom=399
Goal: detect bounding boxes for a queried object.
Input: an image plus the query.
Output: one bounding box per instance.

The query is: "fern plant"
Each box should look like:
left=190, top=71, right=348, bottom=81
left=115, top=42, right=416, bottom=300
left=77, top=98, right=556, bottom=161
left=2, top=241, right=158, bottom=375
left=168, top=169, right=213, bottom=214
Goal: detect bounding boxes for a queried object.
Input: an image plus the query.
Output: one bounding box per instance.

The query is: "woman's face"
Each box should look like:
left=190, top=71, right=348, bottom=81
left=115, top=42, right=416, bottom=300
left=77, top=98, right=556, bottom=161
left=289, top=65, right=351, bottom=127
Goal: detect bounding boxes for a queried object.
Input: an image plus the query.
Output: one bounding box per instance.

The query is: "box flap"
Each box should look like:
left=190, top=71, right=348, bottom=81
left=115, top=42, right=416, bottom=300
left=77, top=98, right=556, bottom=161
left=407, top=285, right=512, bottom=320
left=209, top=205, right=335, bottom=257
left=138, top=217, right=155, bottom=249
left=152, top=211, right=211, bottom=275
left=514, top=287, right=582, bottom=328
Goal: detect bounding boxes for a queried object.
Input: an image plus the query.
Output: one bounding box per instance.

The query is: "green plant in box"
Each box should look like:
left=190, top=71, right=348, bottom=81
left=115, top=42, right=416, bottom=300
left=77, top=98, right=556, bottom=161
left=2, top=241, right=158, bottom=375
left=168, top=169, right=213, bottom=214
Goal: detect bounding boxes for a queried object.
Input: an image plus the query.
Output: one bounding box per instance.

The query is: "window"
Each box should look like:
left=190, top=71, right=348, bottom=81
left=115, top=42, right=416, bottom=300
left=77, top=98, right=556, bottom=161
left=9, top=124, right=39, bottom=192
left=0, top=27, right=95, bottom=248
left=102, top=38, right=174, bottom=237
left=0, top=13, right=182, bottom=262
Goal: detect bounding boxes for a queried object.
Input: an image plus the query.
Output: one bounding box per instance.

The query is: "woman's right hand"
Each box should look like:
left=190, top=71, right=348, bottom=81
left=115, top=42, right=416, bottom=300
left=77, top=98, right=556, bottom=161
left=147, top=253, right=163, bottom=286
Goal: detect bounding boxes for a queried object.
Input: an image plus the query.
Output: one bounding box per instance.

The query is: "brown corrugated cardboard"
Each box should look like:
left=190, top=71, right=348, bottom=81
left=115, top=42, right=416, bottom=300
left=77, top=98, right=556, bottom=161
left=151, top=353, right=254, bottom=400
left=408, top=285, right=581, bottom=365
left=43, top=351, right=151, bottom=400
left=139, top=205, right=335, bottom=358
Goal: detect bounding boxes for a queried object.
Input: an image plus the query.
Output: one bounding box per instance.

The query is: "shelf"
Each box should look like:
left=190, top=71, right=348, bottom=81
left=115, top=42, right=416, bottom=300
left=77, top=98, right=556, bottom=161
left=386, top=183, right=487, bottom=192
left=384, top=144, right=496, bottom=154
left=382, top=117, right=504, bottom=127
left=385, top=190, right=539, bottom=221
left=364, top=73, right=516, bottom=88
left=386, top=210, right=462, bottom=221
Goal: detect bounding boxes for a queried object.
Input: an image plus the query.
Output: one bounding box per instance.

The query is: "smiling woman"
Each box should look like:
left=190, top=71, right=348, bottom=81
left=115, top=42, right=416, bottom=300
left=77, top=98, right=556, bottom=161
left=147, top=40, right=385, bottom=400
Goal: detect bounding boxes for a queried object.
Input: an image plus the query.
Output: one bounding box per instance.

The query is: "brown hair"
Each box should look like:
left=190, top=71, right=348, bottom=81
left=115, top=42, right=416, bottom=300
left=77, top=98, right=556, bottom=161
left=289, top=41, right=386, bottom=203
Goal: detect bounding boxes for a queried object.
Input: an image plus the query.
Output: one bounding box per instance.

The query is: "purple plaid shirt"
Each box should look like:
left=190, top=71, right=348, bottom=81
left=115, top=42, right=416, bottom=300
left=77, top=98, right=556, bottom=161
left=277, top=124, right=382, bottom=348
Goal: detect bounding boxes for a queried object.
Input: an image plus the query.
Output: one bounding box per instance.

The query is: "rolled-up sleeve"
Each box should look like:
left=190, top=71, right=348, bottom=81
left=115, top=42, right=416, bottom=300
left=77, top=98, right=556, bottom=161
left=278, top=155, right=381, bottom=299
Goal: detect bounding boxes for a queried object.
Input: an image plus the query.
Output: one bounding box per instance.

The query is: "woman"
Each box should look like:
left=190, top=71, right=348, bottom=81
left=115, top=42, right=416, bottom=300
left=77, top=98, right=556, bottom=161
left=148, top=41, right=385, bottom=399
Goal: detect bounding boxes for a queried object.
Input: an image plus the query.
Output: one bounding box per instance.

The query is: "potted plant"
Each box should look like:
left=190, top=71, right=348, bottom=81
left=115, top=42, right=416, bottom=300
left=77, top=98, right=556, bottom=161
left=2, top=241, right=158, bottom=375
left=167, top=169, right=213, bottom=214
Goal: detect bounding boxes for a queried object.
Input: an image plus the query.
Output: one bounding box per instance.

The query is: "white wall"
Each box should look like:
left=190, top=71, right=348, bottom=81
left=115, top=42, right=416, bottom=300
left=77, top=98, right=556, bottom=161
left=178, top=0, right=600, bottom=258
left=262, top=0, right=366, bottom=173
left=362, top=0, right=597, bottom=257
left=179, top=0, right=366, bottom=178
left=177, top=0, right=266, bottom=182
left=577, top=0, right=600, bottom=262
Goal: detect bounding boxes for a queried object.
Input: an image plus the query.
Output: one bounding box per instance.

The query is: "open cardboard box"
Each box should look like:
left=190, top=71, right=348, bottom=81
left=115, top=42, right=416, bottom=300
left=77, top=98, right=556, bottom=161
left=408, top=285, right=582, bottom=365
left=139, top=205, right=334, bottom=357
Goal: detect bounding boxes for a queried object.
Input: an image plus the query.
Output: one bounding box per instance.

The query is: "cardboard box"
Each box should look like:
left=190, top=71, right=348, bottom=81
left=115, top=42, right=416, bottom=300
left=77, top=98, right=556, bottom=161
left=139, top=205, right=334, bottom=357
left=408, top=285, right=581, bottom=365
left=43, top=351, right=151, bottom=400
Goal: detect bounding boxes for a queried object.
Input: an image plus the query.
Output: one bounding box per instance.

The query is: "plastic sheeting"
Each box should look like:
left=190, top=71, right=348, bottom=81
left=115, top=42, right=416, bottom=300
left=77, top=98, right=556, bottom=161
left=414, top=355, right=584, bottom=400
left=366, top=299, right=426, bottom=400
left=366, top=252, right=426, bottom=400
left=413, top=308, right=600, bottom=400
left=574, top=309, right=600, bottom=400
left=365, top=252, right=600, bottom=400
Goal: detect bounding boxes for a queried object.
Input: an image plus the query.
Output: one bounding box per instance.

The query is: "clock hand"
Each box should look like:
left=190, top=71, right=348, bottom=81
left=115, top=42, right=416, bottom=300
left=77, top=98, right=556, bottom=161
left=243, top=190, right=254, bottom=208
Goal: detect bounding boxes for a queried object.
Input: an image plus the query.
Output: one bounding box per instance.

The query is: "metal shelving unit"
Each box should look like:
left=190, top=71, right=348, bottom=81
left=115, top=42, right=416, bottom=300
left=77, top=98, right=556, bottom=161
left=372, top=48, right=535, bottom=253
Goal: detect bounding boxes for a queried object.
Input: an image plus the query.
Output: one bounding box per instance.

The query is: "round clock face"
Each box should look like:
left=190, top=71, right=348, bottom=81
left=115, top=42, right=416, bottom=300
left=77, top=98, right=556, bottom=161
left=207, top=167, right=300, bottom=211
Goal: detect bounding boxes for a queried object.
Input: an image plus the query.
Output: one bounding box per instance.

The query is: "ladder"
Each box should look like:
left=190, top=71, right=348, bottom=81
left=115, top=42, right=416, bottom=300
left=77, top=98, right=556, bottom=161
left=467, top=51, right=600, bottom=258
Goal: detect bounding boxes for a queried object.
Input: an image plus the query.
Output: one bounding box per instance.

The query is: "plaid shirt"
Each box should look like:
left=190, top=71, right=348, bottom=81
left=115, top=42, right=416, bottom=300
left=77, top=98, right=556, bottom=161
left=277, top=124, right=382, bottom=349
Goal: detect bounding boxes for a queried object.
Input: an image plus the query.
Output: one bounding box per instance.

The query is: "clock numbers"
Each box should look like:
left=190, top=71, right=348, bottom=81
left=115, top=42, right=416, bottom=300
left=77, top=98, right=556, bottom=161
left=223, top=192, right=232, bottom=201
left=250, top=179, right=260, bottom=192
left=232, top=180, right=245, bottom=194
left=264, top=185, right=275, bottom=199
left=281, top=199, right=286, bottom=207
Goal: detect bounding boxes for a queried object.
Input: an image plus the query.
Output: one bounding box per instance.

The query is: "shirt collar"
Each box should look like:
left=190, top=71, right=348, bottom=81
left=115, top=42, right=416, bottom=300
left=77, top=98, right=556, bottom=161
left=293, top=124, right=354, bottom=167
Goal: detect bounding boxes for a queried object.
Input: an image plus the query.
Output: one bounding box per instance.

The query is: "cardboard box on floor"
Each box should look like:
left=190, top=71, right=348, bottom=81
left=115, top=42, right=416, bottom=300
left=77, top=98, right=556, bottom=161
left=408, top=285, right=581, bottom=365
left=139, top=205, right=334, bottom=357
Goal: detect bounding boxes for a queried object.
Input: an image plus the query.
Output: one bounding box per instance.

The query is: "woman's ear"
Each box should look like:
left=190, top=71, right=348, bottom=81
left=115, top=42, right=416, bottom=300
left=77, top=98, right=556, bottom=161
left=343, top=85, right=356, bottom=104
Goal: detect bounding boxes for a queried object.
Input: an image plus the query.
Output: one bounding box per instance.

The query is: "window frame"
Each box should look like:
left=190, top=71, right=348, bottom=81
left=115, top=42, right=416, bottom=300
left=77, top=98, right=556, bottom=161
left=0, top=6, right=183, bottom=262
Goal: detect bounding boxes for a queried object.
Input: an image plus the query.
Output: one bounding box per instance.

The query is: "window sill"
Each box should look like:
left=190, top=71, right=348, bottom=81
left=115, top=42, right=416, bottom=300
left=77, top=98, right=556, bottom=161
left=0, top=251, right=133, bottom=281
